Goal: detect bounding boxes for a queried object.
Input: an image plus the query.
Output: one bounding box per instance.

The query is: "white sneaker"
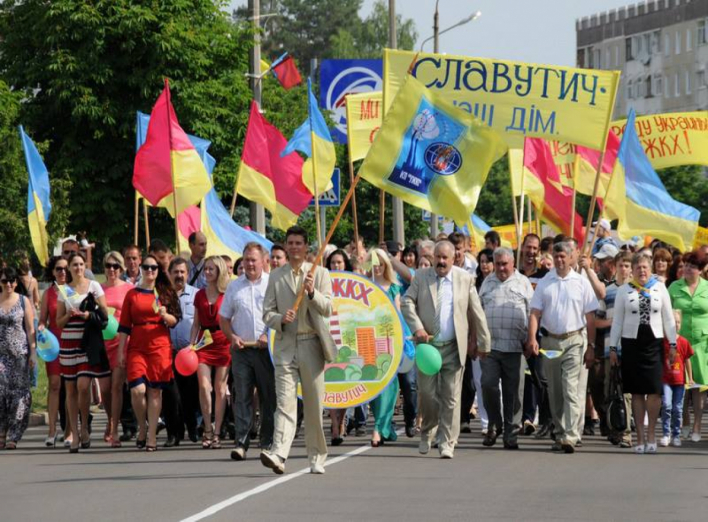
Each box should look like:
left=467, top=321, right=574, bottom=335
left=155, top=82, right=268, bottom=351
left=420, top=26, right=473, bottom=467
left=671, top=437, right=682, bottom=447
left=260, top=451, right=285, bottom=474
left=645, top=442, right=657, bottom=454
left=690, top=432, right=701, bottom=443
left=310, top=464, right=325, bottom=474
left=419, top=439, right=431, bottom=455
left=681, top=426, right=691, bottom=438
left=439, top=448, right=454, bottom=459
left=659, top=436, right=670, bottom=447
left=634, top=444, right=645, bottom=454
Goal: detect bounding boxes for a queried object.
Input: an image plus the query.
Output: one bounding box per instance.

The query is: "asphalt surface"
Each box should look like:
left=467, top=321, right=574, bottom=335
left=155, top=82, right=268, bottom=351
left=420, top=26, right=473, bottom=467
left=2, top=413, right=707, bottom=522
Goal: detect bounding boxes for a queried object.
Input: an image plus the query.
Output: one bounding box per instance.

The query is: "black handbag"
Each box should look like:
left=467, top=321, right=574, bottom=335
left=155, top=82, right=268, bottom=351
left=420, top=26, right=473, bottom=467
left=79, top=292, right=109, bottom=367
left=606, top=366, right=627, bottom=433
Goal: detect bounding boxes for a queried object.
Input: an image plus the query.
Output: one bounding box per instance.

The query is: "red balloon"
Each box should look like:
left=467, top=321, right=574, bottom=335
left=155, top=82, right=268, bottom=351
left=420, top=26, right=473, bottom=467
left=175, top=348, right=199, bottom=376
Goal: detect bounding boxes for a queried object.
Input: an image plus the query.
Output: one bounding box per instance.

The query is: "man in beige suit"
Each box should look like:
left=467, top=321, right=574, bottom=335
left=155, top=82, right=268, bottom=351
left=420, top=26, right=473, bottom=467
left=402, top=241, right=490, bottom=458
left=260, top=226, right=336, bottom=475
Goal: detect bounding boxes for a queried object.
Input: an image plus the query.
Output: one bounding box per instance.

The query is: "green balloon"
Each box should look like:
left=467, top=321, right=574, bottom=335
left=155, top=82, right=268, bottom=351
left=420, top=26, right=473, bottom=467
left=415, top=343, right=442, bottom=375
left=102, top=315, right=119, bottom=340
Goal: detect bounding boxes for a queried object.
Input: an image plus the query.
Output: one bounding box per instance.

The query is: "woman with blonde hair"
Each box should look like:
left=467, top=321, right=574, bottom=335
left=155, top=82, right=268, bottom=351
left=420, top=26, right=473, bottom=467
left=190, top=255, right=232, bottom=449
left=367, top=248, right=402, bottom=447
left=101, top=251, right=133, bottom=447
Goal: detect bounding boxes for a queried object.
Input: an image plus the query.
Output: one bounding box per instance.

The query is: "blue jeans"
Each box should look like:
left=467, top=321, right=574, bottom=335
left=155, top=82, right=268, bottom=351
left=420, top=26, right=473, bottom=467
left=661, top=384, right=685, bottom=437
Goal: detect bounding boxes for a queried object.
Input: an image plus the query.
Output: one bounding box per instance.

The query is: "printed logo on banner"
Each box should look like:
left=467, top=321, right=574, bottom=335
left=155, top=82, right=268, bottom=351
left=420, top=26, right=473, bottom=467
left=388, top=99, right=466, bottom=195
left=320, top=59, right=383, bottom=144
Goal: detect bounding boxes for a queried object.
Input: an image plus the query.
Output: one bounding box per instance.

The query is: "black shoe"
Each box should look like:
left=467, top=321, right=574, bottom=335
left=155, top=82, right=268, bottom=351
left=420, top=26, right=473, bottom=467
left=503, top=441, right=519, bottom=450
left=136, top=438, right=147, bottom=449
left=187, top=427, right=198, bottom=443
left=534, top=424, right=551, bottom=439
left=582, top=419, right=595, bottom=436
left=119, top=431, right=136, bottom=442
left=156, top=418, right=166, bottom=434
left=405, top=425, right=416, bottom=438
left=460, top=422, right=472, bottom=434
left=482, top=432, right=498, bottom=447
left=575, top=439, right=583, bottom=448
left=331, top=437, right=344, bottom=447
left=164, top=436, right=180, bottom=448
left=561, top=441, right=575, bottom=454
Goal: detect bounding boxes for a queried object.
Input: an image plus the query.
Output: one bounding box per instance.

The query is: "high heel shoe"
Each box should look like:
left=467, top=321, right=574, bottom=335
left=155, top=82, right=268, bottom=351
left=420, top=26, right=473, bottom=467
left=80, top=433, right=91, bottom=449
left=136, top=438, right=147, bottom=449
left=69, top=444, right=79, bottom=454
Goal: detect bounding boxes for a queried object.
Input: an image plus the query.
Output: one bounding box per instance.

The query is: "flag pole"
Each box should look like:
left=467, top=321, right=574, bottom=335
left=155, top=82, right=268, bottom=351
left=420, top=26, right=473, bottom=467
left=311, top=129, right=322, bottom=251
left=164, top=78, right=181, bottom=252
left=587, top=154, right=622, bottom=255
left=143, top=200, right=151, bottom=247
left=292, top=171, right=364, bottom=312
left=229, top=174, right=239, bottom=218
left=570, top=154, right=579, bottom=238
left=378, top=191, right=385, bottom=242
left=134, top=193, right=139, bottom=246
left=516, top=146, right=527, bottom=267
left=534, top=203, right=541, bottom=235
left=527, top=196, right=533, bottom=235
left=344, top=97, right=360, bottom=252
left=583, top=71, right=619, bottom=255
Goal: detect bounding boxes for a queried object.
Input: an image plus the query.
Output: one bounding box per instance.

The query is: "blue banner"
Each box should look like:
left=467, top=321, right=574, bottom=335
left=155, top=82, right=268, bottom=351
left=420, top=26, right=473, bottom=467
left=319, top=59, right=383, bottom=144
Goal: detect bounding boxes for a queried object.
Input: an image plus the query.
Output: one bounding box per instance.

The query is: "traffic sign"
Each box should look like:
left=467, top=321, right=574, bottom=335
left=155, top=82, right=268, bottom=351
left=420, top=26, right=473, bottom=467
left=310, top=169, right=340, bottom=207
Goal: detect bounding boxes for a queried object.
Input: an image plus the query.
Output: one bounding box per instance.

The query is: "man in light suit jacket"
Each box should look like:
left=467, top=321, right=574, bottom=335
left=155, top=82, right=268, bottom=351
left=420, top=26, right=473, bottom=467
left=402, top=241, right=491, bottom=458
left=260, top=226, right=336, bottom=475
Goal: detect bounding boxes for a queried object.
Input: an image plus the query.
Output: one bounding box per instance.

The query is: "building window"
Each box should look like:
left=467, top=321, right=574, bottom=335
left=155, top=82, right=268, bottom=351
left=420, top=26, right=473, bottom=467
left=687, top=29, right=692, bottom=52
left=615, top=45, right=620, bottom=67
left=627, top=80, right=633, bottom=100
left=698, top=70, right=706, bottom=88
left=654, top=75, right=663, bottom=96
left=594, top=49, right=601, bottom=69
left=664, top=75, right=669, bottom=98
left=686, top=70, right=692, bottom=94
left=652, top=31, right=661, bottom=54
left=699, top=20, right=707, bottom=45
left=605, top=49, right=610, bottom=69
left=664, top=33, right=671, bottom=56
left=676, top=31, right=681, bottom=54
left=646, top=76, right=652, bottom=97
left=626, top=38, right=634, bottom=60
left=675, top=73, right=680, bottom=96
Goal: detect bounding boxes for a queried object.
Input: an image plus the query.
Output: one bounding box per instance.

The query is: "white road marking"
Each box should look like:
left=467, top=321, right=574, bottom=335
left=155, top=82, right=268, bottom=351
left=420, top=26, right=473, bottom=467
left=180, top=439, right=387, bottom=521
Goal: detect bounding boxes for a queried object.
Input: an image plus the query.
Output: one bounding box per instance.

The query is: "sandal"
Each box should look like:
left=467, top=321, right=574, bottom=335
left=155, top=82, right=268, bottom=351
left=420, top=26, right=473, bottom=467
left=6, top=441, right=17, bottom=450
left=202, top=430, right=214, bottom=449
left=211, top=435, right=222, bottom=449
left=146, top=444, right=157, bottom=452
left=111, top=439, right=122, bottom=448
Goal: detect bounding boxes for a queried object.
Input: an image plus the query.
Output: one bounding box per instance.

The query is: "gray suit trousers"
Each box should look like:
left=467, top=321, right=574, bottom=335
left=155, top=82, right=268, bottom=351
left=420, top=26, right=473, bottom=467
left=480, top=351, right=524, bottom=443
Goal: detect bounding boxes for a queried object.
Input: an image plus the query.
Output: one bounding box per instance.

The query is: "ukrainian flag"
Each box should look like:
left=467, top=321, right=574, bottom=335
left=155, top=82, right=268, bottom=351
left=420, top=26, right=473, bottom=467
left=19, top=126, right=51, bottom=266
left=282, top=78, right=335, bottom=195
left=605, top=109, right=700, bottom=251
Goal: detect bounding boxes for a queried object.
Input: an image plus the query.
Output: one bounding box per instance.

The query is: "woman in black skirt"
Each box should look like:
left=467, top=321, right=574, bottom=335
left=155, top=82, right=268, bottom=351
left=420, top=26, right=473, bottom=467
left=609, top=253, right=677, bottom=454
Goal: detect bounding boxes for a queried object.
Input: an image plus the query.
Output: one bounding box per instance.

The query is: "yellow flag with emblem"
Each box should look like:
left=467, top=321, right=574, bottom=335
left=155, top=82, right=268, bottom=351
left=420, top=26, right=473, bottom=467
left=346, top=91, right=383, bottom=162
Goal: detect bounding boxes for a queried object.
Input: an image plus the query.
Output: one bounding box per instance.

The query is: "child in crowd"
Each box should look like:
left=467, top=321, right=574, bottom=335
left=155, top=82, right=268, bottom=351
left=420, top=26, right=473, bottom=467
left=660, top=310, right=694, bottom=447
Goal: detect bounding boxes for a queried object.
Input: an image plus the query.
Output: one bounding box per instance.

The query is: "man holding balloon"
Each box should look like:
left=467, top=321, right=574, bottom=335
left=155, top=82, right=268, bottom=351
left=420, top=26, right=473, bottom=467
left=401, top=241, right=490, bottom=459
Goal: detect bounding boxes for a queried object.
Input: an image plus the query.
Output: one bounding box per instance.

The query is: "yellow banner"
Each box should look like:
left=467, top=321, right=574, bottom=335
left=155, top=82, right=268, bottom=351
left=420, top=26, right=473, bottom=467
left=345, top=91, right=382, bottom=162
left=610, top=112, right=708, bottom=170
left=694, top=226, right=708, bottom=249
left=384, top=49, right=620, bottom=149
left=491, top=223, right=539, bottom=250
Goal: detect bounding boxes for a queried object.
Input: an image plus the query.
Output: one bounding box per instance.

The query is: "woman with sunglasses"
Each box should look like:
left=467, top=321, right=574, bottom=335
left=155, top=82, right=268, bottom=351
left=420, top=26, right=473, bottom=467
left=38, top=256, right=71, bottom=447
left=190, top=256, right=231, bottom=449
left=56, top=253, right=110, bottom=453
left=0, top=268, right=36, bottom=449
left=101, top=251, right=133, bottom=447
left=117, top=255, right=180, bottom=451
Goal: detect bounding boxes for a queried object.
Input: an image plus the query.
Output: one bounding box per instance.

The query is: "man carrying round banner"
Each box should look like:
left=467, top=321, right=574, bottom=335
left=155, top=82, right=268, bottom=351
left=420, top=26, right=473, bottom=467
left=401, top=241, right=490, bottom=459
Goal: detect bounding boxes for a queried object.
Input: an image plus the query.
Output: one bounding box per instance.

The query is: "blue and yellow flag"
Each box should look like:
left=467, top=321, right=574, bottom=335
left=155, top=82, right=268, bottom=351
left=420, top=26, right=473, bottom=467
left=282, top=78, right=335, bottom=195
left=19, top=126, right=51, bottom=266
left=359, top=75, right=506, bottom=225
left=605, top=109, right=700, bottom=251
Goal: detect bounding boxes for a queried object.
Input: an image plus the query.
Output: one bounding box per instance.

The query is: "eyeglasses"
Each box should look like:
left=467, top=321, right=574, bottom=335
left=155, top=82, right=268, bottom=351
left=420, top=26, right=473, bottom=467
left=1, top=278, right=16, bottom=285
left=54, top=266, right=67, bottom=272
left=104, top=263, right=122, bottom=271
left=141, top=264, right=160, bottom=272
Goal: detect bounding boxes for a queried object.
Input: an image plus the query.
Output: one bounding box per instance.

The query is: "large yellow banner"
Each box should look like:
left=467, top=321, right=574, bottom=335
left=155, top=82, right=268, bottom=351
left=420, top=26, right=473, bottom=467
left=694, top=226, right=708, bottom=249
left=611, top=112, right=708, bottom=170
left=345, top=91, right=382, bottom=162
left=384, top=49, right=620, bottom=150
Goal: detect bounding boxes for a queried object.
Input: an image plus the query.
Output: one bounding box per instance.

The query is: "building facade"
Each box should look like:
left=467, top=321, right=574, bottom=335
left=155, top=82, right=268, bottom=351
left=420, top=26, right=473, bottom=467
left=577, top=0, right=708, bottom=118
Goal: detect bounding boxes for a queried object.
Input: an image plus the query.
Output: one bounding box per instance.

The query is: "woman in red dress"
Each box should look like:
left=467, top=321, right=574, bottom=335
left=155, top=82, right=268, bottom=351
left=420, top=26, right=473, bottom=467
left=190, top=255, right=231, bottom=449
left=56, top=253, right=111, bottom=453
left=117, top=255, right=180, bottom=452
left=37, top=256, right=70, bottom=447
left=101, top=251, right=133, bottom=447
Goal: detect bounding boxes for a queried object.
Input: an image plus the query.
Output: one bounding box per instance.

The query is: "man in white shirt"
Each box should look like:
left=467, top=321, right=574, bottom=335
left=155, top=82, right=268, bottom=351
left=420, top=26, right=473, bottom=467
left=219, top=243, right=274, bottom=462
left=121, top=245, right=142, bottom=286
left=527, top=241, right=598, bottom=454
left=187, top=232, right=208, bottom=289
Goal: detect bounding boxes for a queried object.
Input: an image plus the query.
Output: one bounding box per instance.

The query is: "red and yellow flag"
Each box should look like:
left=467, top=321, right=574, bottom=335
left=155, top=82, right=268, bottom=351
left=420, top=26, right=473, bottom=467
left=133, top=79, right=211, bottom=217
left=236, top=101, right=312, bottom=230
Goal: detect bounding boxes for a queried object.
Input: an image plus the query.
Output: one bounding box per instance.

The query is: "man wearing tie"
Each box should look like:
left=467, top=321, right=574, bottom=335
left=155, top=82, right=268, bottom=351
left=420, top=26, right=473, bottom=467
left=402, top=241, right=491, bottom=458
left=260, top=226, right=336, bottom=475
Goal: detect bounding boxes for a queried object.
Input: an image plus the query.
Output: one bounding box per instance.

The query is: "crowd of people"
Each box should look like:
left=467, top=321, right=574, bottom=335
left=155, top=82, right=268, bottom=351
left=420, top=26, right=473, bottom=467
left=0, top=224, right=707, bottom=470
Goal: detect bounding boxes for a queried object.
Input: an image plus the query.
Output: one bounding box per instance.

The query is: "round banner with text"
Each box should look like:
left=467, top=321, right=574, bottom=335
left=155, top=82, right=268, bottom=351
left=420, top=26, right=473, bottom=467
left=269, top=271, right=404, bottom=408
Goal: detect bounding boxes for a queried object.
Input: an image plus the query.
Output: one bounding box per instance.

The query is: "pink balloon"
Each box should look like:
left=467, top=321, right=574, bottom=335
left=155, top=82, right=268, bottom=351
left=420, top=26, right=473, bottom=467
left=175, top=348, right=199, bottom=376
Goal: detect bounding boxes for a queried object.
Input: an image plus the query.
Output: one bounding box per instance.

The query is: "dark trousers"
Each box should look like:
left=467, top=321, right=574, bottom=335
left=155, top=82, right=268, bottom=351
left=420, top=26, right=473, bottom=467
left=232, top=347, right=276, bottom=451
left=120, top=383, right=137, bottom=435
left=460, top=356, right=476, bottom=424
left=162, top=379, right=183, bottom=439
left=522, top=354, right=551, bottom=426
left=59, top=378, right=68, bottom=431
left=397, top=367, right=418, bottom=428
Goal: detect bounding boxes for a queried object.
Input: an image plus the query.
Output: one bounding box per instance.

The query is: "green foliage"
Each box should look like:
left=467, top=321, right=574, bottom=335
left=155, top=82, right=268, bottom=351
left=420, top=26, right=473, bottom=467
left=0, top=0, right=254, bottom=250
left=361, top=364, right=378, bottom=380
left=474, top=156, right=514, bottom=227
left=324, top=366, right=345, bottom=382
left=656, top=165, right=708, bottom=227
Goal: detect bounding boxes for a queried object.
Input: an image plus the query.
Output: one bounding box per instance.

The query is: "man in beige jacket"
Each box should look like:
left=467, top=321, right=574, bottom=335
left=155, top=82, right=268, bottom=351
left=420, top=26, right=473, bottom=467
left=260, top=226, right=336, bottom=475
left=402, top=241, right=490, bottom=458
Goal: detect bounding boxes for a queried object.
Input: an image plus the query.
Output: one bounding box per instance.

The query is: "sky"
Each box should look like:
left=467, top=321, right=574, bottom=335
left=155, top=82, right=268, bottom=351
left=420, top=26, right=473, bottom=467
left=231, top=0, right=637, bottom=67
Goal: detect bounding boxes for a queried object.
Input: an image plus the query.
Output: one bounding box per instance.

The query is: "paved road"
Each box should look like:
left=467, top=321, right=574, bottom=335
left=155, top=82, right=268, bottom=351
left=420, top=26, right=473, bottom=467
left=2, top=415, right=707, bottom=522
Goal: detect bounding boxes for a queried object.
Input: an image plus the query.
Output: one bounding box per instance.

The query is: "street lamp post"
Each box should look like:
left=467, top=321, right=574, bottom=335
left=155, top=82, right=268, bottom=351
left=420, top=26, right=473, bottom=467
left=421, top=4, right=481, bottom=238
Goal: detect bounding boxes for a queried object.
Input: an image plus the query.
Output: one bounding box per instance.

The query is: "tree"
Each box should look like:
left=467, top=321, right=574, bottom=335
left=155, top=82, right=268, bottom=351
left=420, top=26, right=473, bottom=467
left=656, top=165, right=708, bottom=227
left=0, top=0, right=254, bottom=251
